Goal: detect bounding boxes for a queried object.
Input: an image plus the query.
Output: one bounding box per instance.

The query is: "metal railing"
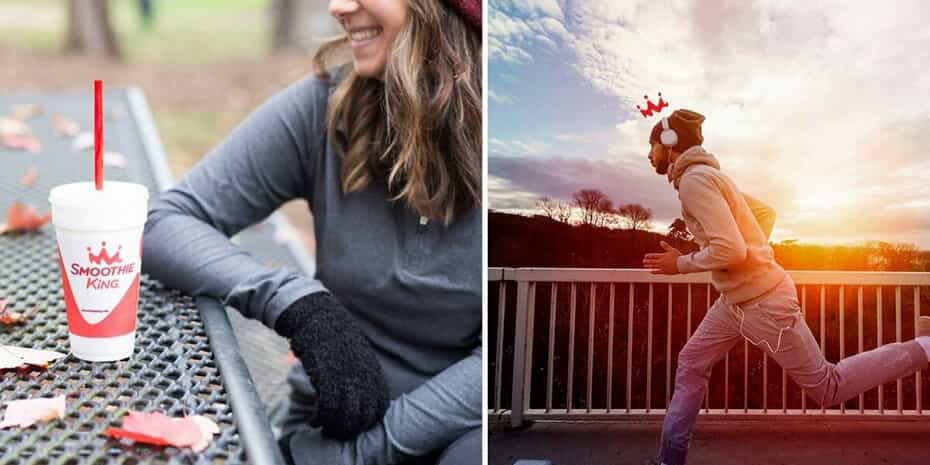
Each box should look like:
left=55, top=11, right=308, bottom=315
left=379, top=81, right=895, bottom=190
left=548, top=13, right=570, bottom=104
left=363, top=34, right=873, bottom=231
left=489, top=268, right=930, bottom=427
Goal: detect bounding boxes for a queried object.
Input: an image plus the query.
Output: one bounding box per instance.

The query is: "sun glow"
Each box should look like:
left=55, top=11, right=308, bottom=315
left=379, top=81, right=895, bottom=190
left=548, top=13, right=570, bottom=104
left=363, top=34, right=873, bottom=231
left=796, top=187, right=855, bottom=212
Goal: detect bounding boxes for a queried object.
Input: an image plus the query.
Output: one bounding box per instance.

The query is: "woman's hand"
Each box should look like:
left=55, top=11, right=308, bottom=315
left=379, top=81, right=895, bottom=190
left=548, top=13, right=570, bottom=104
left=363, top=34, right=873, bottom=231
left=275, top=292, right=390, bottom=439
left=643, top=241, right=682, bottom=275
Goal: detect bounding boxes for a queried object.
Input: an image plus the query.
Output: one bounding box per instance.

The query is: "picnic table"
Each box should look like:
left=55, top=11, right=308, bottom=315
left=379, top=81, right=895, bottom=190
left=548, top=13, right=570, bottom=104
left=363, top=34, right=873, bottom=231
left=0, top=88, right=314, bottom=465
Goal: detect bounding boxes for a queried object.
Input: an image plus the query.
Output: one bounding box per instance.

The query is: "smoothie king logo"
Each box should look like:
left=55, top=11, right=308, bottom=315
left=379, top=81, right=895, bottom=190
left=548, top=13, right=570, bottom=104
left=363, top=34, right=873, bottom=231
left=69, top=242, right=135, bottom=290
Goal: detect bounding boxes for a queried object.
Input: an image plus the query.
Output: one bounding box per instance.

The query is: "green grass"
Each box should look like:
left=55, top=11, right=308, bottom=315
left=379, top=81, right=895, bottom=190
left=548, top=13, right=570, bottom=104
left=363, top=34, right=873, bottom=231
left=0, top=0, right=271, bottom=64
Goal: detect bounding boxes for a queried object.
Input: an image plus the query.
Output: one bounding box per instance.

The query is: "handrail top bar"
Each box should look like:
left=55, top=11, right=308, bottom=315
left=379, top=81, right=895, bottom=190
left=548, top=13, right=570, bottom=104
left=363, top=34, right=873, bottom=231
left=488, top=267, right=930, bottom=285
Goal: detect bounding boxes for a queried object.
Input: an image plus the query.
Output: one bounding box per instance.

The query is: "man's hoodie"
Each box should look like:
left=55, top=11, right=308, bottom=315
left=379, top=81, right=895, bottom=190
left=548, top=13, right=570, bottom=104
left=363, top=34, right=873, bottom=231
left=669, top=145, right=787, bottom=304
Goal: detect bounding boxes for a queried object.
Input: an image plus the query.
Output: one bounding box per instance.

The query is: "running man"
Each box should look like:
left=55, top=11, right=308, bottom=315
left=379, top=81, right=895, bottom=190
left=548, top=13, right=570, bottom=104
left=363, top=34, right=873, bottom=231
left=643, top=109, right=930, bottom=465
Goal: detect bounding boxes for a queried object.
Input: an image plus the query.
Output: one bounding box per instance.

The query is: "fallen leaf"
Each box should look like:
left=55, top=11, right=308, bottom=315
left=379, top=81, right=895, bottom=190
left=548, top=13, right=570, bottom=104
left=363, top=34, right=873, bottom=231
left=103, top=151, right=128, bottom=168
left=0, top=203, right=51, bottom=234
left=11, top=104, right=42, bottom=121
left=0, top=396, right=66, bottom=429
left=51, top=115, right=79, bottom=138
left=0, top=117, right=29, bottom=136
left=20, top=167, right=37, bottom=187
left=0, top=299, right=29, bottom=325
left=1, top=133, right=41, bottom=153
left=72, top=132, right=94, bottom=151
left=105, top=411, right=220, bottom=452
left=0, top=345, right=66, bottom=370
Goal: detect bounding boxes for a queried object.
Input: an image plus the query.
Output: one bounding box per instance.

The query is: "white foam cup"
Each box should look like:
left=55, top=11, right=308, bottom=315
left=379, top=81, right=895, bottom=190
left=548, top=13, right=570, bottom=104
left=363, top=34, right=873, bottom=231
left=49, top=181, right=149, bottom=362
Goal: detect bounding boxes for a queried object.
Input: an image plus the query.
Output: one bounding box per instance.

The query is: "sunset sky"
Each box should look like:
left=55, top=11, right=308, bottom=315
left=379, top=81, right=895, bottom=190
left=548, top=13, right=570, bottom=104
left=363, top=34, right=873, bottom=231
left=488, top=0, right=930, bottom=247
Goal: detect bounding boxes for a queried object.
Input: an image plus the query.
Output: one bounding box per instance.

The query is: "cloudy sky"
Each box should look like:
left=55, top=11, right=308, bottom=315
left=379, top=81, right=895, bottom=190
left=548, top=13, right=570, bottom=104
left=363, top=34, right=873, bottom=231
left=489, top=0, right=930, bottom=247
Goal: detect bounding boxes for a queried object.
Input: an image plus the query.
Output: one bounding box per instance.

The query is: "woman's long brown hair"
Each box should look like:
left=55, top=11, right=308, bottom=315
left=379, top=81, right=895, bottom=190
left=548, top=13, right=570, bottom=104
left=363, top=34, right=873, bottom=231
left=313, top=0, right=482, bottom=226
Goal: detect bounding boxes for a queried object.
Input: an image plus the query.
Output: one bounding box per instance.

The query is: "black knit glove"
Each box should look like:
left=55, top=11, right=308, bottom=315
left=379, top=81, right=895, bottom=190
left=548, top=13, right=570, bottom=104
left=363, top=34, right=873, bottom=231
left=274, top=292, right=390, bottom=439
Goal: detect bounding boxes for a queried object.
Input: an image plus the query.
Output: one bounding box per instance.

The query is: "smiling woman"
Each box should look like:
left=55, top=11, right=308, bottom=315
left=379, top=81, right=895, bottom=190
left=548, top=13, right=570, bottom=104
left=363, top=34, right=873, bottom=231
left=141, top=1, right=483, bottom=465
left=328, top=0, right=408, bottom=77
left=316, top=0, right=482, bottom=225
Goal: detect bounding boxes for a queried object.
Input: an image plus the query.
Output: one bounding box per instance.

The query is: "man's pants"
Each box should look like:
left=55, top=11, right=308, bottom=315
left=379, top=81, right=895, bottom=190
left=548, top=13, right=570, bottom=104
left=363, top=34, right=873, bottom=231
left=659, top=275, right=928, bottom=465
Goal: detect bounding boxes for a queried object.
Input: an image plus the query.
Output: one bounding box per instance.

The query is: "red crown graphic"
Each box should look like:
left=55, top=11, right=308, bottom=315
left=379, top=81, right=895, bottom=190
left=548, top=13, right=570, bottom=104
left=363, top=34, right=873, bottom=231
left=86, top=241, right=122, bottom=265
left=636, top=92, right=669, bottom=118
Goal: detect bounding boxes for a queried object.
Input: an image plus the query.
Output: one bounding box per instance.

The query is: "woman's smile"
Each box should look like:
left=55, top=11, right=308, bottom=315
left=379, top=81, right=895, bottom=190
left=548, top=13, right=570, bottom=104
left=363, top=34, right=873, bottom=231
left=347, top=25, right=383, bottom=50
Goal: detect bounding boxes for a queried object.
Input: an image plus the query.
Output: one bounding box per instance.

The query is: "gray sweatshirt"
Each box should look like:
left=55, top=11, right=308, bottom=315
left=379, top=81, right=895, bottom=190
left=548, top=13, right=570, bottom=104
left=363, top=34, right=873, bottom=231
left=668, top=145, right=787, bottom=304
left=142, top=72, right=482, bottom=463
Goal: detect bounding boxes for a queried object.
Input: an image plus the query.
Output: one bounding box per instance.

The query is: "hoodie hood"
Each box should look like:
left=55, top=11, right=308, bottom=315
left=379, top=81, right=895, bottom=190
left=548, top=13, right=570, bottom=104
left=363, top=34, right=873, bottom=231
left=667, top=145, right=721, bottom=189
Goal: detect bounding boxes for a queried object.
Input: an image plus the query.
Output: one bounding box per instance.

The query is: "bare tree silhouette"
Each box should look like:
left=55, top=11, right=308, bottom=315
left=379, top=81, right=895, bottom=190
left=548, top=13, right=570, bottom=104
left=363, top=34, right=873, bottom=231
left=537, top=196, right=559, bottom=220
left=618, top=203, right=653, bottom=231
left=537, top=196, right=574, bottom=224
left=572, top=189, right=610, bottom=226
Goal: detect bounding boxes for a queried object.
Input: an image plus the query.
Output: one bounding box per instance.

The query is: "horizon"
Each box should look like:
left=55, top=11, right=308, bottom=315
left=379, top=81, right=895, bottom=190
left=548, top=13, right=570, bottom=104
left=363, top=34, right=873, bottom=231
left=488, top=0, right=930, bottom=247
left=489, top=208, right=930, bottom=252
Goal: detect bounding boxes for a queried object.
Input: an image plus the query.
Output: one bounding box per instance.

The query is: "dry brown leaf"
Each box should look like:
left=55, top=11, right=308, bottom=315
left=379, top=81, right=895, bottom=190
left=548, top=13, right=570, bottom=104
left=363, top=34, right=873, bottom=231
left=0, top=203, right=51, bottom=234
left=0, top=117, right=29, bottom=136
left=11, top=104, right=43, bottom=121
left=0, top=299, right=24, bottom=325
left=51, top=114, right=80, bottom=138
left=20, top=167, right=37, bottom=187
left=0, top=396, right=66, bottom=429
left=0, top=345, right=66, bottom=370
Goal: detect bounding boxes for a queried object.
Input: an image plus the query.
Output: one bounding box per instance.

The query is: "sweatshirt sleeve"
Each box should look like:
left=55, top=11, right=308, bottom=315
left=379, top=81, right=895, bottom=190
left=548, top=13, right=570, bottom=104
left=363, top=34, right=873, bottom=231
left=142, top=74, right=329, bottom=329
left=288, top=347, right=483, bottom=465
left=742, top=192, right=776, bottom=241
left=676, top=174, right=748, bottom=274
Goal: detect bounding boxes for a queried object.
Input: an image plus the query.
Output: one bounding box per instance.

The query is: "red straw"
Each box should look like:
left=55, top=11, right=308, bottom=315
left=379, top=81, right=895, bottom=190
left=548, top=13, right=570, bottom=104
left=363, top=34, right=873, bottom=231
left=94, top=80, right=103, bottom=190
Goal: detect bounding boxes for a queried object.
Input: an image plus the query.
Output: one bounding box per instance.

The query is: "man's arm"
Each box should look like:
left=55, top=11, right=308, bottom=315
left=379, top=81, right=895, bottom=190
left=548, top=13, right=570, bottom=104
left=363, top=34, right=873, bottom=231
left=676, top=175, right=748, bottom=273
left=285, top=347, right=483, bottom=465
left=742, top=192, right=776, bottom=241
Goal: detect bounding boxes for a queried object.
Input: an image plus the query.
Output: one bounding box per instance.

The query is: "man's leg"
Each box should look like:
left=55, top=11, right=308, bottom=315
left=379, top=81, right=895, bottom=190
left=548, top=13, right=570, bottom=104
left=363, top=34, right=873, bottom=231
left=659, top=296, right=742, bottom=465
left=737, top=277, right=929, bottom=408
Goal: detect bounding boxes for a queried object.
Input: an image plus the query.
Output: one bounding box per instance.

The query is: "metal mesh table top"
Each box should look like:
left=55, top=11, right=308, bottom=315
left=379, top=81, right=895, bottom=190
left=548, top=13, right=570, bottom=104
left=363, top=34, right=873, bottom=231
left=0, top=90, right=295, bottom=464
left=0, top=232, right=244, bottom=465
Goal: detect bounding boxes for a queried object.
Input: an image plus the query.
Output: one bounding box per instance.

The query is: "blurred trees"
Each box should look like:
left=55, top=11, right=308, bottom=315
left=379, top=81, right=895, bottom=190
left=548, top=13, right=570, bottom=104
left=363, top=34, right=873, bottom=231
left=272, top=0, right=341, bottom=53
left=65, top=0, right=122, bottom=59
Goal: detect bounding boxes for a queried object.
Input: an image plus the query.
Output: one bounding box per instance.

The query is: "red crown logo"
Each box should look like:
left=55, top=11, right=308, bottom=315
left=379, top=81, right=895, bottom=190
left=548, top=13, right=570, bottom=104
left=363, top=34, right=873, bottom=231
left=636, top=92, right=669, bottom=118
left=86, top=241, right=122, bottom=265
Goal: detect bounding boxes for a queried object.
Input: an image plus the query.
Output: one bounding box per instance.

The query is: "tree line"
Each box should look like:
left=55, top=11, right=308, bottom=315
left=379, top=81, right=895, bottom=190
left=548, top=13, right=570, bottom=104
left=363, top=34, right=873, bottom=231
left=537, top=189, right=655, bottom=231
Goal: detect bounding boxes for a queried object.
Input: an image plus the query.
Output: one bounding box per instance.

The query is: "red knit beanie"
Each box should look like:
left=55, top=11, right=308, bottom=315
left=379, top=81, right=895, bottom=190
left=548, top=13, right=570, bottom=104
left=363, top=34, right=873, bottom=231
left=443, top=0, right=481, bottom=31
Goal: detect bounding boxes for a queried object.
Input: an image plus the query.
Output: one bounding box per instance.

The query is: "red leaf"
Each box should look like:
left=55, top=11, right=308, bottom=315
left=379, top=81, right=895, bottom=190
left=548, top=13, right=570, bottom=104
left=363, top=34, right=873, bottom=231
left=1, top=133, right=41, bottom=153
left=0, top=203, right=51, bottom=234
left=104, top=428, right=172, bottom=447
left=105, top=411, right=220, bottom=452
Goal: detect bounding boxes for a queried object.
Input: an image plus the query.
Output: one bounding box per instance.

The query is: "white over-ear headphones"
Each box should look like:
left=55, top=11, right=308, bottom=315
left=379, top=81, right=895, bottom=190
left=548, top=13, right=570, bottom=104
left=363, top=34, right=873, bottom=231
left=660, top=117, right=678, bottom=147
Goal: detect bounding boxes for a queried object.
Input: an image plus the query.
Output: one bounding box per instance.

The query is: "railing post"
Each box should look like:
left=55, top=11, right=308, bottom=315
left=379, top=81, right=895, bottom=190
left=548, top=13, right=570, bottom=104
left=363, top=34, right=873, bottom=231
left=510, top=279, right=531, bottom=427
